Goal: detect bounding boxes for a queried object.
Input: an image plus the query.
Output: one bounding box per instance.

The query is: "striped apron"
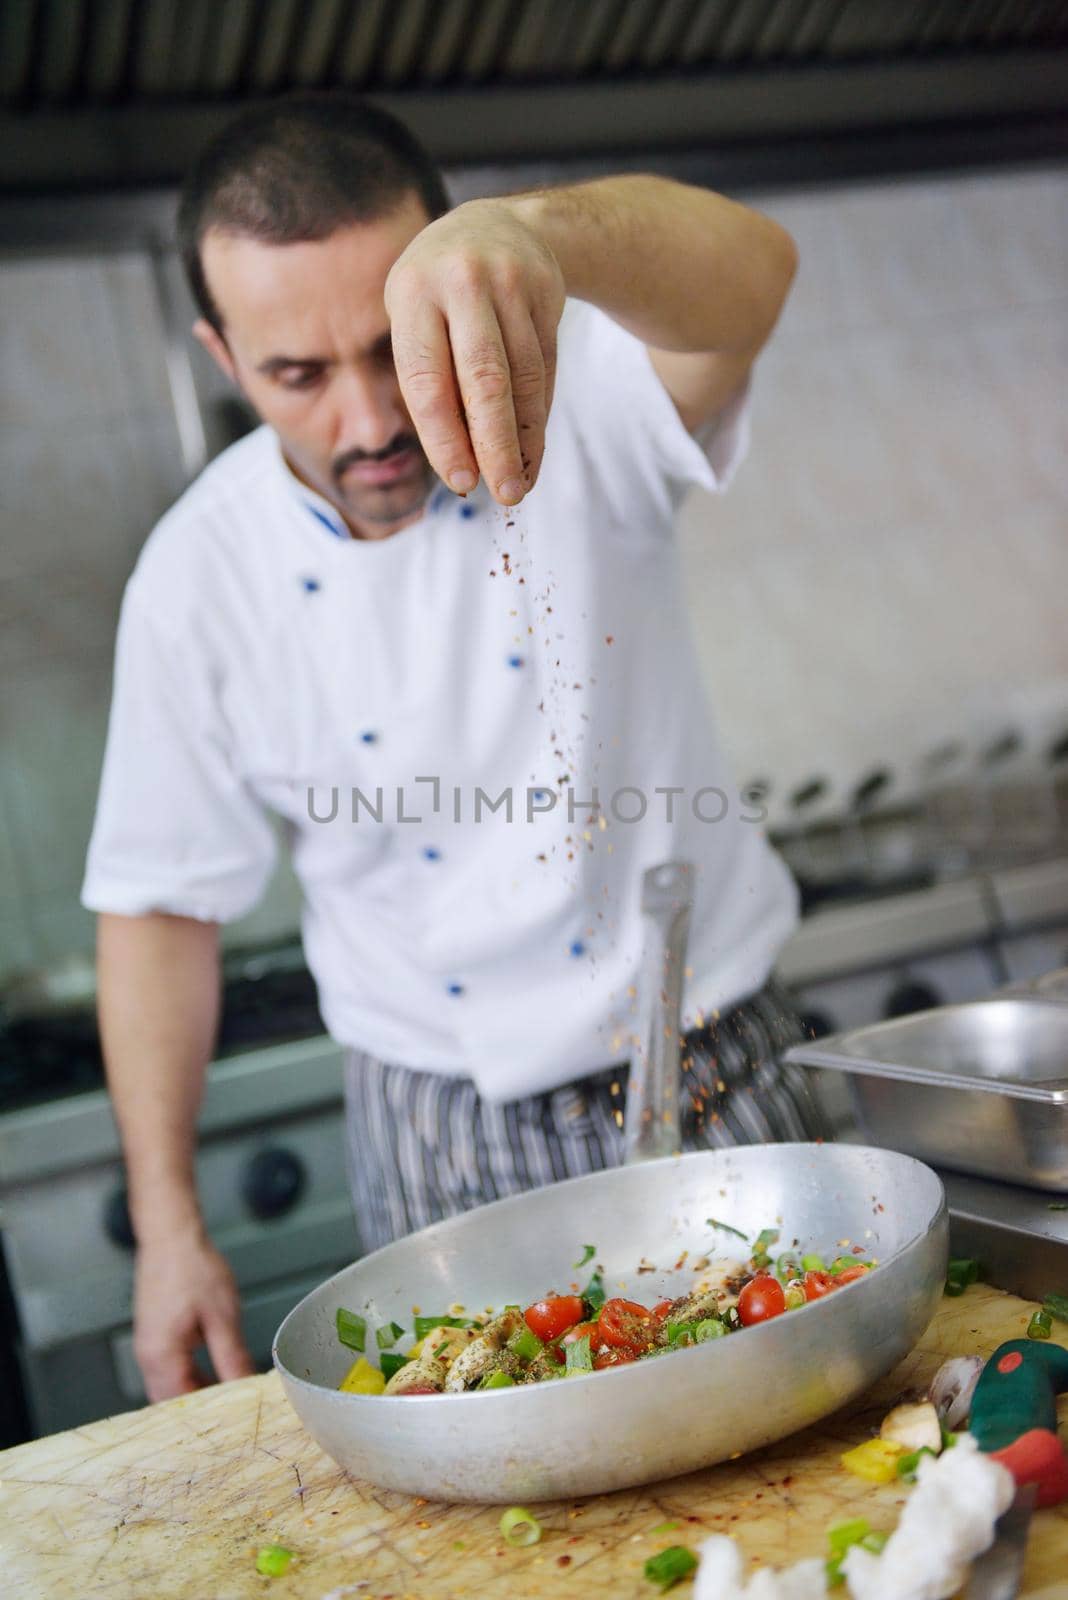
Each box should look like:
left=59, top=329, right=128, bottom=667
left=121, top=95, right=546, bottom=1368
left=342, top=977, right=825, bottom=1253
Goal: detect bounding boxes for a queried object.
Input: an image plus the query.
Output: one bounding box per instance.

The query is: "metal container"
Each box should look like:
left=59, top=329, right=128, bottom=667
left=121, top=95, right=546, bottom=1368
left=273, top=1143, right=946, bottom=1502
left=785, top=999, right=1068, bottom=1192
left=998, top=967, right=1068, bottom=1003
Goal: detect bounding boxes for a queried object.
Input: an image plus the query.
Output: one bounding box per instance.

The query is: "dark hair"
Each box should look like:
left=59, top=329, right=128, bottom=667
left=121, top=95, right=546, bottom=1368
left=177, top=91, right=449, bottom=332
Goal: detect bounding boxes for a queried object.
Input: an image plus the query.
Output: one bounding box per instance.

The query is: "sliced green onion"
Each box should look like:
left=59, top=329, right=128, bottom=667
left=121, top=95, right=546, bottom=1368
left=375, top=1320, right=405, bottom=1350
left=694, top=1317, right=727, bottom=1342
left=480, top=1369, right=515, bottom=1389
left=751, top=1227, right=780, bottom=1268
left=897, top=1446, right=937, bottom=1481
left=1028, top=1309, right=1053, bottom=1340
left=507, top=1324, right=544, bottom=1362
left=940, top=1424, right=959, bottom=1450
left=644, top=1545, right=698, bottom=1591
left=1049, top=1201, right=1068, bottom=1211
left=412, top=1314, right=468, bottom=1340
left=573, top=1244, right=597, bottom=1267
left=649, top=1520, right=681, bottom=1535
left=706, top=1217, right=748, bottom=1242
left=1042, top=1293, right=1068, bottom=1324
left=784, top=1283, right=807, bottom=1311
left=827, top=1518, right=870, bottom=1558
left=861, top=1531, right=889, bottom=1554
left=801, top=1253, right=825, bottom=1272
left=336, top=1308, right=367, bottom=1352
left=945, top=1258, right=980, bottom=1295
left=664, top=1321, right=695, bottom=1348
left=583, top=1267, right=606, bottom=1313
left=826, top=1555, right=847, bottom=1589
left=565, top=1334, right=593, bottom=1374
left=380, top=1351, right=408, bottom=1382
left=499, top=1506, right=542, bottom=1547
left=774, top=1253, right=800, bottom=1284
left=255, top=1545, right=294, bottom=1577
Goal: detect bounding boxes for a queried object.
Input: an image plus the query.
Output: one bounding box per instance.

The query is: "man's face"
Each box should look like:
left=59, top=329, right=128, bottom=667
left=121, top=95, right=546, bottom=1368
left=196, top=195, right=435, bottom=539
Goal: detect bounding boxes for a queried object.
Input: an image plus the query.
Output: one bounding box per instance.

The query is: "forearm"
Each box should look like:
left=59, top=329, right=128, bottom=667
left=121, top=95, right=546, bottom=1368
left=505, top=174, right=796, bottom=355
left=97, top=911, right=221, bottom=1246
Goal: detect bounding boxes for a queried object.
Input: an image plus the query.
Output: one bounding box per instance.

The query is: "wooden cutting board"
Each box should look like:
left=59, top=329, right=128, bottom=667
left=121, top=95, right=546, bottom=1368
left=2, top=1285, right=1067, bottom=1600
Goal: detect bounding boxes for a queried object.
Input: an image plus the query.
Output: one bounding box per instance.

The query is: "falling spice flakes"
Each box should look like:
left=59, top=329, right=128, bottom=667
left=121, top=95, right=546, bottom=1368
left=606, top=634, right=614, bottom=645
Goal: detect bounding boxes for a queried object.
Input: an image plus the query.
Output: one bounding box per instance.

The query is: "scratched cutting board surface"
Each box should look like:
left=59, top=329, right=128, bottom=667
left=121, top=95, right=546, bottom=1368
left=2, top=1286, right=1067, bottom=1600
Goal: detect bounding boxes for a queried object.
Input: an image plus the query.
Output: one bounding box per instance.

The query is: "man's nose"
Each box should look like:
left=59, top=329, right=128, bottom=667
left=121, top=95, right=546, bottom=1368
left=334, top=366, right=405, bottom=454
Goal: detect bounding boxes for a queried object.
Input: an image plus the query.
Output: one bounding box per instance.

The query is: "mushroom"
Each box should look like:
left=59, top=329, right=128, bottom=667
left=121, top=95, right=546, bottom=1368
left=927, top=1355, right=985, bottom=1431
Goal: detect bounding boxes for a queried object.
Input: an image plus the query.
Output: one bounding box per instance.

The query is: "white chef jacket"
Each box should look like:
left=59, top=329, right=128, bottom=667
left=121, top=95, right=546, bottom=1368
left=82, top=299, right=798, bottom=1100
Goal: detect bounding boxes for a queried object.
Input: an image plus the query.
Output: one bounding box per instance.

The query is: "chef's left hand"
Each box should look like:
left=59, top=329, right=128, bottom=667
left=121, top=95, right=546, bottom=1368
left=384, top=200, right=565, bottom=506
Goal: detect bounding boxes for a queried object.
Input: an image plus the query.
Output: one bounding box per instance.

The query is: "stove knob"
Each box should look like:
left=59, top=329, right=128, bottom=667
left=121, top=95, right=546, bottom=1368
left=883, top=980, right=941, bottom=1019
left=243, top=1148, right=306, bottom=1220
left=104, top=1186, right=136, bottom=1251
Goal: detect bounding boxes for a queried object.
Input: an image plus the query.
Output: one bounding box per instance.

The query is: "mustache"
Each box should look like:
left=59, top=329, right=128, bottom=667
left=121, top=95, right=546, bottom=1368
left=332, top=434, right=421, bottom=482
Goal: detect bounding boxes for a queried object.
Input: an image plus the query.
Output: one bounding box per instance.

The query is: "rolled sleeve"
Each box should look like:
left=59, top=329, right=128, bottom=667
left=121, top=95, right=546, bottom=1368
left=552, top=301, right=752, bottom=522
left=82, top=582, right=277, bottom=923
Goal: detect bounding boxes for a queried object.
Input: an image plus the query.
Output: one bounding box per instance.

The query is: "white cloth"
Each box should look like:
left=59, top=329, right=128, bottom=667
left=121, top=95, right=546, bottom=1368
left=83, top=300, right=798, bottom=1100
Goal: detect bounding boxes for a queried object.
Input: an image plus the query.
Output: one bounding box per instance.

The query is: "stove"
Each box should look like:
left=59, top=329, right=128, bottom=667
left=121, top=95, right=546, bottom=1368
left=0, top=943, right=359, bottom=1443
left=0, top=941, right=324, bottom=1116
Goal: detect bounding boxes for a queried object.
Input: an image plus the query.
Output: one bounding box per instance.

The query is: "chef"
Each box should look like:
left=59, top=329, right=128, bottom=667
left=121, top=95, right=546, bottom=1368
left=82, top=91, right=822, bottom=1402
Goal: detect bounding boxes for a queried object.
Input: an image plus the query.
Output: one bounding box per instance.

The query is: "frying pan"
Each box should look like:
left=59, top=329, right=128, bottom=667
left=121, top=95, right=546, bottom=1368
left=273, top=865, right=948, bottom=1501
left=274, top=1143, right=946, bottom=1502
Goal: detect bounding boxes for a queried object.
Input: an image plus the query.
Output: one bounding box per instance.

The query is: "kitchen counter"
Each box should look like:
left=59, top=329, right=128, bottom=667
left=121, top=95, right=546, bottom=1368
left=2, top=1285, right=1066, bottom=1599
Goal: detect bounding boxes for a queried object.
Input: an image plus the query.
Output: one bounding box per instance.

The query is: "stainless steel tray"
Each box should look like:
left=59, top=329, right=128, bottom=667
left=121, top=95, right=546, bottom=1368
left=785, top=999, right=1068, bottom=1192
left=998, top=966, right=1068, bottom=1002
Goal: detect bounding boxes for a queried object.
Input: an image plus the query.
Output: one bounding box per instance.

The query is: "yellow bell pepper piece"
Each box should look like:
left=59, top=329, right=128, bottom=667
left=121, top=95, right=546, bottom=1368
left=407, top=1340, right=424, bottom=1360
left=339, top=1356, right=386, bottom=1395
left=840, top=1438, right=906, bottom=1483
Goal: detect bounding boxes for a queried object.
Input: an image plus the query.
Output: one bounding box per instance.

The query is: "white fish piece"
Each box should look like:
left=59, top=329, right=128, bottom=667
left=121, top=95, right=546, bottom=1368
left=842, top=1434, right=1014, bottom=1600
left=443, top=1308, right=524, bottom=1392
left=693, top=1534, right=745, bottom=1595
left=383, top=1352, right=449, bottom=1394
left=693, top=1535, right=826, bottom=1599
left=746, top=1559, right=828, bottom=1599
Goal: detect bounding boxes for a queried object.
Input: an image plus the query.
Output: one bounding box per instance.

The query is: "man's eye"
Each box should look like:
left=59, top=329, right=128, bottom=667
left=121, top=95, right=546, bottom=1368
left=279, top=369, right=323, bottom=391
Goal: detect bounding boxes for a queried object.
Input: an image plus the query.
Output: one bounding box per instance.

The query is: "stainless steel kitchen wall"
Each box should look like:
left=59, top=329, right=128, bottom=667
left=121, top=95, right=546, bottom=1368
left=676, top=162, right=1068, bottom=831
left=0, top=243, right=302, bottom=981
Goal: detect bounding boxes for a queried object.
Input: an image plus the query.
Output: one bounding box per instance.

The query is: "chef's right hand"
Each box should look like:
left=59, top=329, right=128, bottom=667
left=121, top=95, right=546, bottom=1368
left=133, top=1224, right=256, bottom=1401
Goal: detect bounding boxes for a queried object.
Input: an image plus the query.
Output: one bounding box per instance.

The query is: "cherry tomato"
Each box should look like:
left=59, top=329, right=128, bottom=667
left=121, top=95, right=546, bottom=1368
left=594, top=1347, right=638, bottom=1371
left=737, top=1274, right=787, bottom=1325
left=652, top=1300, right=673, bottom=1319
left=598, top=1298, right=660, bottom=1352
left=524, top=1295, right=585, bottom=1342
left=558, top=1320, right=602, bottom=1350
left=803, top=1270, right=834, bottom=1301
left=831, top=1265, right=870, bottom=1287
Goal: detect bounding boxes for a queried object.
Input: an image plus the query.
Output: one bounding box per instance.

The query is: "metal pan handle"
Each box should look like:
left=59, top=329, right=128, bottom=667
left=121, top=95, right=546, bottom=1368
left=623, top=861, right=695, bottom=1165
